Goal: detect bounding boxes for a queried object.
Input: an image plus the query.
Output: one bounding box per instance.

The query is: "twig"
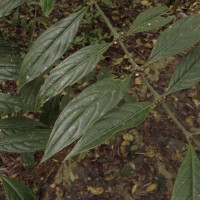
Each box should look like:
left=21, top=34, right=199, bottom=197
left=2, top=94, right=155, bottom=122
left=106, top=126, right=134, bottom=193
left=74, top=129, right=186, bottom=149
left=94, top=1, right=191, bottom=142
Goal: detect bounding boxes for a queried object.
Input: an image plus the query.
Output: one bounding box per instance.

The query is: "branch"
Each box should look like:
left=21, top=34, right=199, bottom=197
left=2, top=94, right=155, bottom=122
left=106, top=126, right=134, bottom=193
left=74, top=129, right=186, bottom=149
left=94, top=1, right=191, bottom=141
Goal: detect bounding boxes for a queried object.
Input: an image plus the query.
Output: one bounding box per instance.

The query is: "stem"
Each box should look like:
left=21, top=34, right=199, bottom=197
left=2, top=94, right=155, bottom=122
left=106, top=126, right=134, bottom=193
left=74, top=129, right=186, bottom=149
left=94, top=1, right=191, bottom=140
left=94, top=2, right=118, bottom=39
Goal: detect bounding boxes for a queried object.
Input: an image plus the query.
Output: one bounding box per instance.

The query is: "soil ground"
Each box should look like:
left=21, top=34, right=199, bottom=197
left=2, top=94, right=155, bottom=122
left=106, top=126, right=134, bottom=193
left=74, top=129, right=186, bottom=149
left=0, top=0, right=200, bottom=199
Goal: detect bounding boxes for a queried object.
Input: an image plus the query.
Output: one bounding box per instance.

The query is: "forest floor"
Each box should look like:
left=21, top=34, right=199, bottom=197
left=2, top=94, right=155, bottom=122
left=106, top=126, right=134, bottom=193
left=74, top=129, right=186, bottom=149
left=0, top=0, right=200, bottom=199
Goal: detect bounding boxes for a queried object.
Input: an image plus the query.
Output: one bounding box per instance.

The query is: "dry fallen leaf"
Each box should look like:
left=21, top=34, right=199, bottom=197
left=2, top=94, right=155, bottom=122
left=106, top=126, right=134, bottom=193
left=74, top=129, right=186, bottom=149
left=123, top=133, right=134, bottom=142
left=87, top=186, right=104, bottom=195
left=146, top=183, right=157, bottom=192
left=131, top=184, right=138, bottom=194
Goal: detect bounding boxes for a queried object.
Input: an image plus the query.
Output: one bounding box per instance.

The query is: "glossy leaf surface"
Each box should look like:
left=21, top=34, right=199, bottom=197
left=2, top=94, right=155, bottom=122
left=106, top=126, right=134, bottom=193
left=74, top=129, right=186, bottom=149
left=149, top=14, right=200, bottom=64
left=172, top=144, right=200, bottom=200
left=167, top=45, right=200, bottom=94
left=0, top=57, right=21, bottom=80
left=42, top=77, right=130, bottom=161
left=40, top=0, right=56, bottom=16
left=66, top=102, right=151, bottom=159
left=39, top=43, right=110, bottom=103
left=1, top=176, right=36, bottom=200
left=0, top=0, right=25, bottom=17
left=0, top=92, right=32, bottom=115
left=127, top=6, right=172, bottom=35
left=0, top=129, right=50, bottom=153
left=19, top=7, right=86, bottom=88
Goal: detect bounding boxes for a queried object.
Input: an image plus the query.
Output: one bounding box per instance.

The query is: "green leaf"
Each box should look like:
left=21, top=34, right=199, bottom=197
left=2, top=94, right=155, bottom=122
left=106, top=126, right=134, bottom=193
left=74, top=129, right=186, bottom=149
left=40, top=0, right=56, bottom=16
left=0, top=40, right=17, bottom=56
left=39, top=95, right=61, bottom=126
left=19, top=7, right=86, bottom=88
left=0, top=92, right=33, bottom=116
left=20, top=76, right=44, bottom=108
left=39, top=43, right=110, bottom=104
left=101, top=0, right=113, bottom=7
left=20, top=152, right=35, bottom=172
left=0, top=0, right=25, bottom=18
left=126, top=6, right=173, bottom=35
left=1, top=176, right=36, bottom=200
left=0, top=129, right=50, bottom=153
left=167, top=45, right=200, bottom=94
left=0, top=57, right=21, bottom=80
left=0, top=117, right=45, bottom=130
left=148, top=14, right=200, bottom=64
left=42, top=77, right=131, bottom=161
left=172, top=144, right=200, bottom=200
left=66, top=102, right=151, bottom=159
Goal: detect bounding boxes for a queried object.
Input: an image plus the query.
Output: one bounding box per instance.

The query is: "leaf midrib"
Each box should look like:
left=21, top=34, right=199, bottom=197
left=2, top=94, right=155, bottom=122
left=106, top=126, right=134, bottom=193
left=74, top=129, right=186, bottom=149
left=149, top=20, right=196, bottom=62
left=3, top=178, right=24, bottom=200
left=42, top=44, right=109, bottom=98
left=46, top=78, right=129, bottom=156
left=72, top=104, right=151, bottom=155
left=168, top=56, right=200, bottom=93
left=21, top=8, right=85, bottom=83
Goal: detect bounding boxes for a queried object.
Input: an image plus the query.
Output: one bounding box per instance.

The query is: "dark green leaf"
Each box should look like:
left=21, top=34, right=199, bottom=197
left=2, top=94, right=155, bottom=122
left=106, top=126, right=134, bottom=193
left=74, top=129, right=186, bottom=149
left=1, top=176, right=36, bottom=200
left=167, top=45, right=200, bottom=94
left=127, top=6, right=173, bottom=35
left=0, top=40, right=17, bottom=56
left=172, top=144, right=200, bottom=200
left=101, top=0, right=113, bottom=7
left=0, top=57, right=21, bottom=80
left=66, top=102, right=151, bottom=159
left=148, top=14, right=200, bottom=64
left=0, top=92, right=33, bottom=116
left=0, top=117, right=45, bottom=129
left=39, top=43, right=110, bottom=104
left=42, top=77, right=131, bottom=161
left=28, top=19, right=36, bottom=41
left=0, top=129, right=50, bottom=153
left=39, top=95, right=61, bottom=126
left=0, top=0, right=25, bottom=17
left=19, top=7, right=86, bottom=88
left=40, top=0, right=56, bottom=16
left=20, top=76, right=44, bottom=108
left=20, top=152, right=35, bottom=172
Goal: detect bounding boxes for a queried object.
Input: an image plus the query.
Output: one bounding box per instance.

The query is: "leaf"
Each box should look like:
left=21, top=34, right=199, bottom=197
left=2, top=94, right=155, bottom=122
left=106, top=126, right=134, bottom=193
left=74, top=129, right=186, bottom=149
left=39, top=43, right=110, bottom=104
left=0, top=57, right=21, bottom=80
left=39, top=95, right=61, bottom=126
left=0, top=129, right=50, bottom=153
left=20, top=152, right=35, bottom=172
left=172, top=144, right=200, bottom=200
left=101, top=0, right=113, bottom=7
left=0, top=117, right=45, bottom=129
left=20, top=76, right=44, bottom=108
left=0, top=40, right=17, bottom=56
left=0, top=92, right=33, bottom=116
left=167, top=45, right=200, bottom=94
left=42, top=77, right=131, bottom=161
left=126, top=6, right=173, bottom=35
left=19, top=7, right=86, bottom=88
left=0, top=0, right=25, bottom=18
left=1, top=176, right=36, bottom=200
left=66, top=102, right=151, bottom=159
left=40, top=0, right=56, bottom=16
left=148, top=14, right=200, bottom=64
